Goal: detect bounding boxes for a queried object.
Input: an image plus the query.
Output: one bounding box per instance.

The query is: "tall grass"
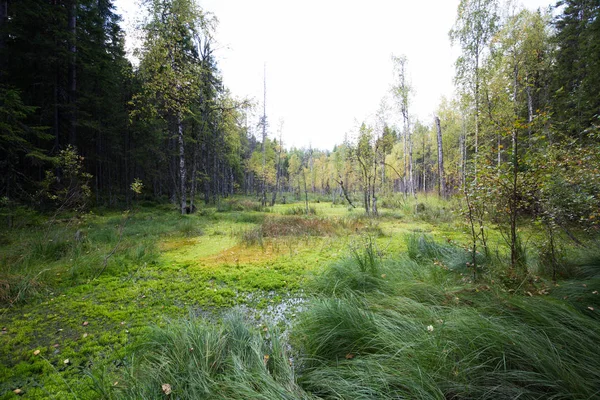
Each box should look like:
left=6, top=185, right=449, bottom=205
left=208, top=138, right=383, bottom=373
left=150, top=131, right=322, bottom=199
left=295, top=248, right=600, bottom=399
left=0, top=208, right=179, bottom=305
left=108, top=312, right=311, bottom=400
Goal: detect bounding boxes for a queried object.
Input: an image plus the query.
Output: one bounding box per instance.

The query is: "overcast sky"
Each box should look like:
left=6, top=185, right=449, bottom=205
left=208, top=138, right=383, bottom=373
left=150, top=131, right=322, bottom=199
left=114, top=0, right=554, bottom=150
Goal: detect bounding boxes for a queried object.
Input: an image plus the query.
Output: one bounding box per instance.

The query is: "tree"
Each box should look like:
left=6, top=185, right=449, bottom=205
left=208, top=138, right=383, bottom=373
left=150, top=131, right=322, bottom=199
left=137, top=0, right=208, bottom=214
left=391, top=54, right=415, bottom=196
left=352, top=123, right=377, bottom=215
left=552, top=0, right=600, bottom=139
left=450, top=0, right=499, bottom=172
left=434, top=116, right=447, bottom=198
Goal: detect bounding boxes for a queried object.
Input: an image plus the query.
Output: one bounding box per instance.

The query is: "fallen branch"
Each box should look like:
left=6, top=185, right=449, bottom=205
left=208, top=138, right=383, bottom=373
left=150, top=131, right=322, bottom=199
left=336, top=176, right=356, bottom=208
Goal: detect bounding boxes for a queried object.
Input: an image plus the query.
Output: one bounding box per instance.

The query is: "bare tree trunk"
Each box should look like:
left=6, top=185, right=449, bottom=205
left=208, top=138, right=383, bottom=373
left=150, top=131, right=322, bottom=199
left=372, top=159, right=378, bottom=216
left=422, top=130, right=426, bottom=192
left=403, top=127, right=408, bottom=197
left=434, top=116, right=447, bottom=198
left=408, top=122, right=415, bottom=197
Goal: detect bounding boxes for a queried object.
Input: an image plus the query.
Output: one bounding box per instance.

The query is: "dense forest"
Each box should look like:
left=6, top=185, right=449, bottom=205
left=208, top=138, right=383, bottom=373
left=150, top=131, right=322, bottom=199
left=1, top=0, right=600, bottom=399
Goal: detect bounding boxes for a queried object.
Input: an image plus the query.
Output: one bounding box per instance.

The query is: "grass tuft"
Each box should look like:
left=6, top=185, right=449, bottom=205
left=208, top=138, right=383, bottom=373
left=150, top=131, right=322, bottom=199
left=109, top=312, right=310, bottom=399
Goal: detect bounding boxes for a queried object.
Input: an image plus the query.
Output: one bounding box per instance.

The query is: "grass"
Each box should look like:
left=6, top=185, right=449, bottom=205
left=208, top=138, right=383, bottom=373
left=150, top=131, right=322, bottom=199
left=0, top=196, right=598, bottom=399
left=293, top=238, right=600, bottom=399
left=100, top=312, right=310, bottom=400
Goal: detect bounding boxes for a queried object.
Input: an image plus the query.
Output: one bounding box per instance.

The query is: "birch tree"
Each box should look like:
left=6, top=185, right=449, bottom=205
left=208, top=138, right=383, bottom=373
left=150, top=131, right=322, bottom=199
left=450, top=0, right=499, bottom=173
left=137, top=0, right=209, bottom=214
left=391, top=54, right=415, bottom=197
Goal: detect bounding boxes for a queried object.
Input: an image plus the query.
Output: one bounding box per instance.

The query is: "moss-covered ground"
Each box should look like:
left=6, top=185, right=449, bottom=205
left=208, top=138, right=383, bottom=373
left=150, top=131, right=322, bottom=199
left=0, top=196, right=598, bottom=399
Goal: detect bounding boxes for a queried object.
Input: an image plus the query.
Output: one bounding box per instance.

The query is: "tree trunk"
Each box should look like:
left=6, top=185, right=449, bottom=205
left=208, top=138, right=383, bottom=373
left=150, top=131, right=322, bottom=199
left=178, top=115, right=186, bottom=215
left=434, top=116, right=447, bottom=198
left=271, top=136, right=282, bottom=206
left=190, top=139, right=198, bottom=210
left=510, top=64, right=519, bottom=270
left=261, top=67, right=268, bottom=207
left=372, top=159, right=378, bottom=216
left=0, top=0, right=7, bottom=63
left=408, top=122, right=415, bottom=197
left=526, top=74, right=533, bottom=145
left=67, top=0, right=77, bottom=146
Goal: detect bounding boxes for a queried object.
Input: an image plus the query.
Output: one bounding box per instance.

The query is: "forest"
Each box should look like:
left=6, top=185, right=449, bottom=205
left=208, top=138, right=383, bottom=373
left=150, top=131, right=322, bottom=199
left=0, top=0, right=599, bottom=398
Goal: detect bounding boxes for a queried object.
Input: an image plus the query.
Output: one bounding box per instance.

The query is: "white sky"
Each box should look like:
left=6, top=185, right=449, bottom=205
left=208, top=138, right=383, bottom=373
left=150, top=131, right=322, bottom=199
left=114, top=0, right=554, bottom=150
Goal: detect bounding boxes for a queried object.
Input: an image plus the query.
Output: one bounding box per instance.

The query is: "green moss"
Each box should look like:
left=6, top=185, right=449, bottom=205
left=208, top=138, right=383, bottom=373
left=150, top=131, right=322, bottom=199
left=3, top=198, right=589, bottom=398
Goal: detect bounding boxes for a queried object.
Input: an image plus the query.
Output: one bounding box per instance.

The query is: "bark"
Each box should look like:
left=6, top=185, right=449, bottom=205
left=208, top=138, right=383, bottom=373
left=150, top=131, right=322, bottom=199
left=434, top=116, right=447, bottom=198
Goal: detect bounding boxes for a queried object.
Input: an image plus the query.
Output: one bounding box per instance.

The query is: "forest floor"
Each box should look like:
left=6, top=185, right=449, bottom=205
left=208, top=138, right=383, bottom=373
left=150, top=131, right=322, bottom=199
left=0, top=196, right=599, bottom=399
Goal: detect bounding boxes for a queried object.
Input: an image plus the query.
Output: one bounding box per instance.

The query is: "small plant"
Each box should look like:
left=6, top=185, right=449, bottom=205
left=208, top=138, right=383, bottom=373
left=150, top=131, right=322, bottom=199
left=350, top=235, right=380, bottom=276
left=178, top=218, right=203, bottom=237
left=40, top=145, right=92, bottom=211
left=240, top=226, right=264, bottom=247
left=130, top=178, right=144, bottom=206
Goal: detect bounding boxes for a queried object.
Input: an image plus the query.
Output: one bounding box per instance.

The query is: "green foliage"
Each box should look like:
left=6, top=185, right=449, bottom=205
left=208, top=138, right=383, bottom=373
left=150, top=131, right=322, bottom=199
left=129, top=178, right=144, bottom=196
left=350, top=235, right=380, bottom=276
left=552, top=0, right=600, bottom=137
left=39, top=146, right=92, bottom=211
